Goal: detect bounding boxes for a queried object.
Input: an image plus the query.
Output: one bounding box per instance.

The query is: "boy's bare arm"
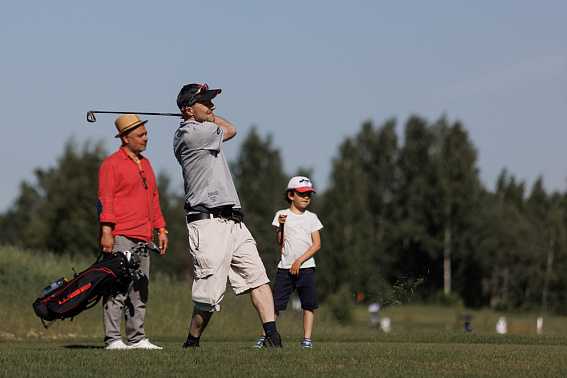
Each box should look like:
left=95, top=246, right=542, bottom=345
left=213, top=115, right=237, bottom=141
left=276, top=214, right=287, bottom=246
left=289, top=230, right=321, bottom=275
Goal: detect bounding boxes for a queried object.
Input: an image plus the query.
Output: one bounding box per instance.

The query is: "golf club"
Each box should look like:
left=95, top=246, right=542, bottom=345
left=87, top=110, right=182, bottom=123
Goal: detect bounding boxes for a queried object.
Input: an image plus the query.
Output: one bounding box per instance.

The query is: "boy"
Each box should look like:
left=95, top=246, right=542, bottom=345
left=253, top=176, right=323, bottom=349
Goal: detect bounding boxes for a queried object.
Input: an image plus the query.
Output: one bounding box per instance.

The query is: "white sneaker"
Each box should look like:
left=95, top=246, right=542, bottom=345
left=130, top=339, right=163, bottom=350
left=106, top=340, right=131, bottom=350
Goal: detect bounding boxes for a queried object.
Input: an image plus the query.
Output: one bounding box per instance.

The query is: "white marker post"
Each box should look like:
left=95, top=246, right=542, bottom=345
left=537, top=316, right=543, bottom=335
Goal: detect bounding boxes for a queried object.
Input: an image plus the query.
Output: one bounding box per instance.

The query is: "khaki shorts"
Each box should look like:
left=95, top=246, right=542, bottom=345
left=186, top=216, right=269, bottom=311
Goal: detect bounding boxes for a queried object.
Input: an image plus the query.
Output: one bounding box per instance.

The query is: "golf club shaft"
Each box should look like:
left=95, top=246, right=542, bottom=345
left=90, top=111, right=181, bottom=117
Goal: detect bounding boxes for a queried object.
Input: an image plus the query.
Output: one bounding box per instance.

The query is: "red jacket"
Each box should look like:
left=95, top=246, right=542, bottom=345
left=98, top=146, right=166, bottom=242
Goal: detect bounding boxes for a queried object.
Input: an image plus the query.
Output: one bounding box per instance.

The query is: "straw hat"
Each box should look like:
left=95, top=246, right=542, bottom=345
left=114, top=114, right=148, bottom=138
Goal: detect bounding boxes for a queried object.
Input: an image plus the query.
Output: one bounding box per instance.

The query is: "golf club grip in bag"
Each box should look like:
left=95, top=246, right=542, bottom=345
left=32, top=252, right=131, bottom=327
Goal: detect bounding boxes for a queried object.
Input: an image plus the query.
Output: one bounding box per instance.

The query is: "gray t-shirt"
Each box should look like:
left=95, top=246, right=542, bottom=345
left=173, top=120, right=241, bottom=210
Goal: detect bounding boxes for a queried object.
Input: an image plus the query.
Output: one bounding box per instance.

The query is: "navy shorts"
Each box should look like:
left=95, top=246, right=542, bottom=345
left=272, top=268, right=318, bottom=311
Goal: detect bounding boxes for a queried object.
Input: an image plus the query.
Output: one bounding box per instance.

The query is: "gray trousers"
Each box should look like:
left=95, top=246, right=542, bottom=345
left=103, top=235, right=150, bottom=346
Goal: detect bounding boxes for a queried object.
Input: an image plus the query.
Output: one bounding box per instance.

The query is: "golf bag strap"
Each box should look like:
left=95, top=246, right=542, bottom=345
left=41, top=318, right=57, bottom=329
left=84, top=294, right=103, bottom=311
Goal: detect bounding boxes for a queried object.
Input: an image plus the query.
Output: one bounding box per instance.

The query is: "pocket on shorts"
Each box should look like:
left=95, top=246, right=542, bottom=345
left=188, top=221, right=215, bottom=278
left=191, top=249, right=215, bottom=279
left=194, top=267, right=214, bottom=279
left=187, top=222, right=202, bottom=252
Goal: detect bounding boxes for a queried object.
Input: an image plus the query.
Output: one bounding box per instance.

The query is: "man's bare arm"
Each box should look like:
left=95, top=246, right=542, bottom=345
left=214, top=116, right=237, bottom=141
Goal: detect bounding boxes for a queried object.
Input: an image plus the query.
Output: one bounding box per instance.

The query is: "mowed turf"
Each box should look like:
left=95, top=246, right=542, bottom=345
left=2, top=337, right=567, bottom=377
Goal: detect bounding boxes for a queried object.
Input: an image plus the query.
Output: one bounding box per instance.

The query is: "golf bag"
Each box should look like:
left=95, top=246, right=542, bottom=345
left=32, top=242, right=158, bottom=328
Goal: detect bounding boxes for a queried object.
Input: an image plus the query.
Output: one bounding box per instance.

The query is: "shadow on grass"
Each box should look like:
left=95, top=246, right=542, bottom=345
left=63, top=345, right=105, bottom=349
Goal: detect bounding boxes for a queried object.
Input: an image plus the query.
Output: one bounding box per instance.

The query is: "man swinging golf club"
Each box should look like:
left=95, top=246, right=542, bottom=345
left=173, top=83, right=282, bottom=348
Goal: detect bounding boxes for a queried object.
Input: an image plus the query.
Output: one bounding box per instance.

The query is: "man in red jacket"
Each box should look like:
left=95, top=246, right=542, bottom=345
left=98, top=114, right=168, bottom=350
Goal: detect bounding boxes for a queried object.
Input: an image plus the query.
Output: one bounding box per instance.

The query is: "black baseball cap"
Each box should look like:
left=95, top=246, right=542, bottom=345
left=177, top=83, right=222, bottom=110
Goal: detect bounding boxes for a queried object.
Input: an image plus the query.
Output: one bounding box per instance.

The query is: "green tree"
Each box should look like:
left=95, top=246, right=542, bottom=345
left=434, top=118, right=480, bottom=296
left=320, top=137, right=375, bottom=300
left=354, top=120, right=400, bottom=300
left=390, top=116, right=481, bottom=302
left=394, top=116, right=440, bottom=296
left=549, top=191, right=567, bottom=313
left=0, top=140, right=105, bottom=256
left=526, top=178, right=567, bottom=313
left=1, top=182, right=44, bottom=248
left=475, top=171, right=538, bottom=311
left=319, top=120, right=399, bottom=303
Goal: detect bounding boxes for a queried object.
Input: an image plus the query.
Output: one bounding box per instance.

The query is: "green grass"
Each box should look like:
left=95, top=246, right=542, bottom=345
left=2, top=245, right=567, bottom=376
left=2, top=338, right=567, bottom=377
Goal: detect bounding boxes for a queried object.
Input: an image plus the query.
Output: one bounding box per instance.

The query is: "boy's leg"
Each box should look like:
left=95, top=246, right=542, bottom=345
left=296, top=268, right=318, bottom=348
left=303, top=309, right=314, bottom=339
left=301, top=309, right=314, bottom=349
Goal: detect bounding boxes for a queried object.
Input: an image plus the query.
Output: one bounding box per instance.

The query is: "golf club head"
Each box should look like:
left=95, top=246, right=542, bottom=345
left=86, top=111, right=96, bottom=123
left=147, top=242, right=161, bottom=254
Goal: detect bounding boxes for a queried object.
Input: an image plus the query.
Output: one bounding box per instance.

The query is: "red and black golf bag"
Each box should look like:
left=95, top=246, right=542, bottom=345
left=32, top=242, right=158, bottom=328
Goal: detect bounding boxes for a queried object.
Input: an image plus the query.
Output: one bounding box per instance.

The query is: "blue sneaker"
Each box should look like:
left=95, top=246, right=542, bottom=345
left=252, top=335, right=265, bottom=349
left=301, top=338, right=312, bottom=349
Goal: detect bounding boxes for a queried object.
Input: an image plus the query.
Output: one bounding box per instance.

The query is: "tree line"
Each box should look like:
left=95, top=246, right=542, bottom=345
left=2, top=116, right=566, bottom=314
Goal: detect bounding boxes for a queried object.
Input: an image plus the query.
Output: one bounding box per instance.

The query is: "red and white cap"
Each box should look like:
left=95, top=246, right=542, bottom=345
left=286, top=176, right=316, bottom=193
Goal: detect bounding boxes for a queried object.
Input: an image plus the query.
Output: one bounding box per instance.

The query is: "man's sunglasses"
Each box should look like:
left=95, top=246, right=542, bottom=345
left=139, top=171, right=148, bottom=190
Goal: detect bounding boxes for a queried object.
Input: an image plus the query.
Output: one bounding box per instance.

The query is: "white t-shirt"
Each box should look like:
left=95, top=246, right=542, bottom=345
left=272, top=209, right=323, bottom=269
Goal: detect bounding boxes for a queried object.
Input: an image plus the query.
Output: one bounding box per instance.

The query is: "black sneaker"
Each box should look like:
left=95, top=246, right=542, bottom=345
left=263, top=332, right=283, bottom=348
left=182, top=340, right=199, bottom=348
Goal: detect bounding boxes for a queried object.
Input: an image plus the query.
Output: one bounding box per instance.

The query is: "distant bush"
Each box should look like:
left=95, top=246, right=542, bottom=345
left=428, top=290, right=463, bottom=306
left=325, top=284, right=356, bottom=324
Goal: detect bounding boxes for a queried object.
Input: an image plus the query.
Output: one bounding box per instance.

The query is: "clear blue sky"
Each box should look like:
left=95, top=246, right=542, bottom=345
left=1, top=0, right=566, bottom=212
